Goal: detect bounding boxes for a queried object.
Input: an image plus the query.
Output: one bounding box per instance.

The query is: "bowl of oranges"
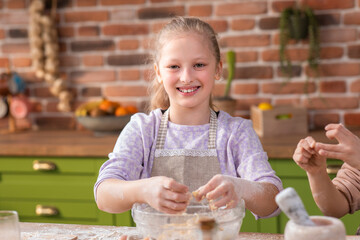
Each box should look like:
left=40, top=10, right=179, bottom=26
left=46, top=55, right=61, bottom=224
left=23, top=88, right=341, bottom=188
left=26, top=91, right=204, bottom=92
left=75, top=99, right=138, bottom=135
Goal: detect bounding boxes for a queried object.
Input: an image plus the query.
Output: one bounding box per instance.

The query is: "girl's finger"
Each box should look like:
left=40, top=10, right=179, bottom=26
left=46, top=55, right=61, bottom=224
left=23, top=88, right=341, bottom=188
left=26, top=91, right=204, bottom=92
left=164, top=178, right=188, bottom=193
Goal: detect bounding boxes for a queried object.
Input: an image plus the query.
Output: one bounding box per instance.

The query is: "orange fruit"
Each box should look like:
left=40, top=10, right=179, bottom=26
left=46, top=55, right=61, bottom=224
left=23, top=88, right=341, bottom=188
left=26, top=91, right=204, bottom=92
left=115, top=106, right=128, bottom=116
left=125, top=105, right=138, bottom=114
left=99, top=100, right=120, bottom=114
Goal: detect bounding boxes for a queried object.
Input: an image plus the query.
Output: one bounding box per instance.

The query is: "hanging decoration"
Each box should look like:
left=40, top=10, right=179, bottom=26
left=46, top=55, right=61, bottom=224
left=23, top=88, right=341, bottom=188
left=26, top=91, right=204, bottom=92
left=28, top=0, right=73, bottom=112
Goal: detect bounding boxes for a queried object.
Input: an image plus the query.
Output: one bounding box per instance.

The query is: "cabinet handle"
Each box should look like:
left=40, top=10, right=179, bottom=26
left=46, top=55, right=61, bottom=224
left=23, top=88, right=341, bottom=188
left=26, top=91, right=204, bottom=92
left=35, top=204, right=59, bottom=216
left=33, top=160, right=57, bottom=171
left=326, top=164, right=342, bottom=175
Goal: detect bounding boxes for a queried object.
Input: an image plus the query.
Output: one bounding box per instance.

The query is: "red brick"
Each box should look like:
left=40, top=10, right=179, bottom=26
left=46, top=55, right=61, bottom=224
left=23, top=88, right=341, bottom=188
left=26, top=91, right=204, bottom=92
left=77, top=0, right=97, bottom=6
left=344, top=113, right=360, bottom=126
left=231, top=19, right=255, bottom=31
left=318, top=63, right=360, bottom=77
left=138, top=6, right=185, bottom=19
left=320, top=80, right=346, bottom=93
left=221, top=34, right=270, bottom=47
left=304, top=97, right=358, bottom=110
left=81, top=87, right=102, bottom=97
left=216, top=2, right=267, bottom=16
left=320, top=28, right=357, bottom=43
left=103, top=24, right=149, bottom=36
left=262, top=81, right=316, bottom=94
left=150, top=0, right=172, bottom=2
left=205, top=20, right=228, bottom=33
left=101, top=0, right=145, bottom=5
left=71, top=70, right=116, bottom=83
left=108, top=54, right=148, bottom=66
left=0, top=58, right=10, bottom=68
left=118, top=69, right=141, bottom=81
left=348, top=45, right=360, bottom=58
left=317, top=13, right=341, bottom=26
left=259, top=17, right=280, bottom=30
left=58, top=26, right=75, bottom=38
left=0, top=29, right=4, bottom=39
left=111, top=9, right=138, bottom=21
left=12, top=57, right=31, bottom=67
left=274, top=98, right=301, bottom=105
left=82, top=55, right=104, bottom=67
left=235, top=66, right=273, bottom=79
left=0, top=12, right=29, bottom=24
left=350, top=79, right=360, bottom=92
left=104, top=85, right=148, bottom=97
left=33, top=87, right=53, bottom=98
left=301, top=0, right=354, bottom=10
left=314, top=113, right=340, bottom=129
left=1, top=43, right=29, bottom=54
left=271, top=1, right=296, bottom=12
left=118, top=39, right=140, bottom=50
left=234, top=51, right=258, bottom=62
left=262, top=49, right=279, bottom=62
left=189, top=5, right=212, bottom=17
left=71, top=40, right=115, bottom=52
left=320, top=47, right=344, bottom=59
left=7, top=0, right=25, bottom=9
left=78, top=26, right=100, bottom=36
left=233, top=83, right=259, bottom=95
left=64, top=11, right=109, bottom=22
left=59, top=55, right=81, bottom=67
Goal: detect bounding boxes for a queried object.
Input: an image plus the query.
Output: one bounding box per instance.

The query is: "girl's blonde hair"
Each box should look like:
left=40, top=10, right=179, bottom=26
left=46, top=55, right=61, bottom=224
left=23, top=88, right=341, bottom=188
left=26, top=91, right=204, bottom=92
left=148, top=17, right=221, bottom=111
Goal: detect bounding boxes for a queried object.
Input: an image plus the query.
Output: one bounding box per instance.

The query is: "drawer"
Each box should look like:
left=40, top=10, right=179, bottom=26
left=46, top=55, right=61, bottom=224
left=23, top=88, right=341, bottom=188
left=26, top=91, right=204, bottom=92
left=0, top=199, right=113, bottom=225
left=0, top=174, right=95, bottom=200
left=0, top=157, right=105, bottom=174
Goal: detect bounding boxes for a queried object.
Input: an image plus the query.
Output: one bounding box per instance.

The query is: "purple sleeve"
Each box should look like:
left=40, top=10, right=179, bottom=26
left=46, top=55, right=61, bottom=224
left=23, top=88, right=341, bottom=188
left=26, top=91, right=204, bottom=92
left=231, top=119, right=283, bottom=219
left=93, top=111, right=159, bottom=202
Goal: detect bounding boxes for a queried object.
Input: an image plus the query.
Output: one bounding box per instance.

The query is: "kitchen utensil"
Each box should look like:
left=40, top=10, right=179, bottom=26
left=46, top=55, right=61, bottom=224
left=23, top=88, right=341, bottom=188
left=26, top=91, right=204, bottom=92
left=76, top=115, right=131, bottom=135
left=275, top=187, right=315, bottom=226
left=284, top=216, right=346, bottom=240
left=132, top=200, right=245, bottom=240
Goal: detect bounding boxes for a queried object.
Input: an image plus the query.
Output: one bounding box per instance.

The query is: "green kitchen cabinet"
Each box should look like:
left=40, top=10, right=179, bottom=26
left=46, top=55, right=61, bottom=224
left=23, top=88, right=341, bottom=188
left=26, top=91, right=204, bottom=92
left=0, top=156, right=133, bottom=226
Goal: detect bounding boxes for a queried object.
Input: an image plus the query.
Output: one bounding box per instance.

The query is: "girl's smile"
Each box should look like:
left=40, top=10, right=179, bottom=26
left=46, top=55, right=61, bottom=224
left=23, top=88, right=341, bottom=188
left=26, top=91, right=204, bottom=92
left=154, top=33, right=222, bottom=114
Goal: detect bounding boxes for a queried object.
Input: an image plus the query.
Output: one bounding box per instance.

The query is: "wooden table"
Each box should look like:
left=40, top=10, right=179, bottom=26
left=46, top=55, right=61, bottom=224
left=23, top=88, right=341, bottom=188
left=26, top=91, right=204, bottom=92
left=1, top=129, right=359, bottom=158
left=20, top=222, right=360, bottom=240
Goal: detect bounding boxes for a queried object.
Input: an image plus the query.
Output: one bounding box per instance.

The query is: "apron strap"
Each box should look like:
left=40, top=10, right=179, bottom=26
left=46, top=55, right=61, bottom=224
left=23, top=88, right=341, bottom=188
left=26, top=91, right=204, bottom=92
left=155, top=109, right=217, bottom=149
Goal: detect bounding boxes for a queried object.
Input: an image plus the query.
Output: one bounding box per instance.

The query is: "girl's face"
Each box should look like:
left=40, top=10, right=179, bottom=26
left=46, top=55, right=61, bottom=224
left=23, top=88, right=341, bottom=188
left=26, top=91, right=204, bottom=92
left=154, top=33, right=222, bottom=111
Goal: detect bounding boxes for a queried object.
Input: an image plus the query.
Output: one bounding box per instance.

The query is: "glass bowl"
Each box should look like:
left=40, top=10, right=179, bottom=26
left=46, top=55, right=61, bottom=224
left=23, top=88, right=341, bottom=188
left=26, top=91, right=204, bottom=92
left=132, top=200, right=245, bottom=240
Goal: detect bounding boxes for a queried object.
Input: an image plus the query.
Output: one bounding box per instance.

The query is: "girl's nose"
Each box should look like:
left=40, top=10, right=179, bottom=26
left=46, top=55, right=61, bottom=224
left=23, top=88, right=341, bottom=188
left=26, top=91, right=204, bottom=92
left=180, top=68, right=193, bottom=84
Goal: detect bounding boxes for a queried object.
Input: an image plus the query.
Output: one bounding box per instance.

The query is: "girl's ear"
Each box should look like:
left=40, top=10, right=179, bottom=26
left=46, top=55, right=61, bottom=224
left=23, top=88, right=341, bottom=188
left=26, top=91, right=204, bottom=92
left=154, top=63, right=162, bottom=83
left=215, top=61, right=223, bottom=80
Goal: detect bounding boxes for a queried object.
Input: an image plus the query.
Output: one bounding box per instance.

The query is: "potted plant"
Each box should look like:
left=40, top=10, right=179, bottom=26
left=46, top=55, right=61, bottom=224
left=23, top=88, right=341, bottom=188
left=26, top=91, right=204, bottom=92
left=279, top=6, right=320, bottom=78
left=213, top=50, right=236, bottom=116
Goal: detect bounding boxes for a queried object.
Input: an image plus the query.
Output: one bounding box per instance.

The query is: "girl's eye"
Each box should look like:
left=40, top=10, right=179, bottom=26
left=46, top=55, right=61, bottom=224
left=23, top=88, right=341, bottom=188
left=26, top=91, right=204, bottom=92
left=194, top=63, right=205, bottom=68
left=169, top=65, right=179, bottom=69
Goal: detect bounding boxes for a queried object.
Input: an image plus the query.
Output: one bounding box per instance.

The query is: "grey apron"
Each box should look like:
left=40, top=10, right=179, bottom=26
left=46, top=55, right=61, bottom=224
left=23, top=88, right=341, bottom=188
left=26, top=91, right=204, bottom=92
left=151, top=109, right=221, bottom=192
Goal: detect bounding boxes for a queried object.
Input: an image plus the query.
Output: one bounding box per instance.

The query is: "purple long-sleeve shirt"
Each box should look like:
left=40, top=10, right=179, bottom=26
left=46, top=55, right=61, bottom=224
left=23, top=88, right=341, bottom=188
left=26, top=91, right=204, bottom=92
left=94, top=108, right=283, bottom=218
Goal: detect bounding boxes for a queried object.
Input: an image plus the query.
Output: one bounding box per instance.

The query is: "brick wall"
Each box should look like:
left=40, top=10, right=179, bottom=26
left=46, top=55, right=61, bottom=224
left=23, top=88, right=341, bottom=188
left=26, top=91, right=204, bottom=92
left=0, top=0, right=359, bottom=130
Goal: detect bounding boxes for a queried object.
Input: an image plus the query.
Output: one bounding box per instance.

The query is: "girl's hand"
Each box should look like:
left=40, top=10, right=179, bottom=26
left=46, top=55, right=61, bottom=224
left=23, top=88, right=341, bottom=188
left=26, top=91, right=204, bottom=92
left=193, top=174, right=239, bottom=210
left=315, top=123, right=360, bottom=169
left=293, top=136, right=327, bottom=174
left=142, top=176, right=191, bottom=214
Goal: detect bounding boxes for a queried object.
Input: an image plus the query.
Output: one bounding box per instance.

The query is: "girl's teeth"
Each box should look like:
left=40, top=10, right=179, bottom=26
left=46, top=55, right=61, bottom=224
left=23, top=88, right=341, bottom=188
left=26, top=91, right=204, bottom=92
left=179, top=88, right=197, bottom=93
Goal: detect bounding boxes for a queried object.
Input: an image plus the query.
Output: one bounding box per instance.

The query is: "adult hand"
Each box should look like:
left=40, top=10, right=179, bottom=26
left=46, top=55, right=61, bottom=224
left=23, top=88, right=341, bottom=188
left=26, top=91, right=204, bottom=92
left=293, top=136, right=327, bottom=174
left=193, top=174, right=239, bottom=210
left=142, top=176, right=190, bottom=214
left=315, top=123, right=360, bottom=169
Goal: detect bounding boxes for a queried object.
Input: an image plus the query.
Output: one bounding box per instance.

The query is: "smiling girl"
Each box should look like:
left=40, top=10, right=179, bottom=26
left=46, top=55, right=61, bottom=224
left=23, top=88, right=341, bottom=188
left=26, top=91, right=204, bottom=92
left=94, top=17, right=282, bottom=219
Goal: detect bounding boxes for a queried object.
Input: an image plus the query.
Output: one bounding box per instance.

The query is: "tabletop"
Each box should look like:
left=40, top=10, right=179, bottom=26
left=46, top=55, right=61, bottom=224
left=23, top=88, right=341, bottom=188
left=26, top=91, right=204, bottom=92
left=20, top=222, right=360, bottom=240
